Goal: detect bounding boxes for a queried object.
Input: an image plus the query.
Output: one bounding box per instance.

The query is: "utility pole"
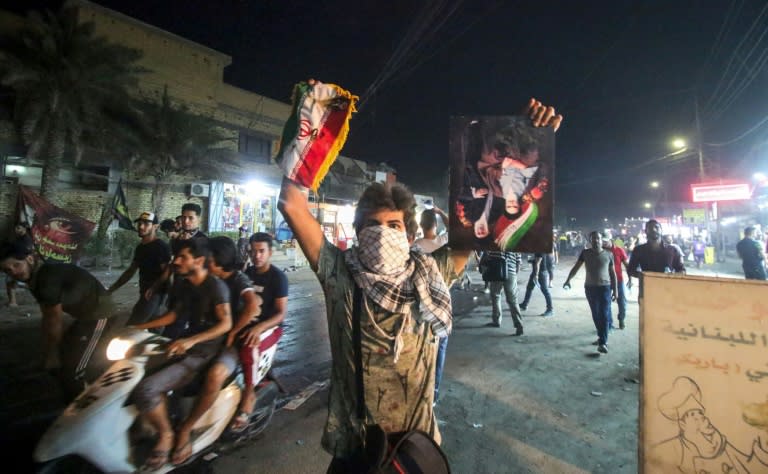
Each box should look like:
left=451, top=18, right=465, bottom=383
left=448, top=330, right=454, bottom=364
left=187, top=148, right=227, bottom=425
left=694, top=95, right=705, bottom=181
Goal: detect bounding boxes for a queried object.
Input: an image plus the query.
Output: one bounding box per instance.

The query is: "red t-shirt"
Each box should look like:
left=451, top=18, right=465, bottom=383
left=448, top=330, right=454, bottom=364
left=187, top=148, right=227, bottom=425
left=610, top=246, right=628, bottom=282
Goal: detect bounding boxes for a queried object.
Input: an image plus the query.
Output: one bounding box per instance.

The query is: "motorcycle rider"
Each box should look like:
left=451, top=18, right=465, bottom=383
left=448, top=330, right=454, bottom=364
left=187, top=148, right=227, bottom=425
left=131, top=238, right=232, bottom=469
left=195, top=236, right=278, bottom=435
left=0, top=240, right=117, bottom=400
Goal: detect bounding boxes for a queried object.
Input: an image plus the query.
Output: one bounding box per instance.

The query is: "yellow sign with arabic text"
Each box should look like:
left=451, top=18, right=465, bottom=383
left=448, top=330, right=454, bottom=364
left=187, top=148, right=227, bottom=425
left=641, top=273, right=768, bottom=473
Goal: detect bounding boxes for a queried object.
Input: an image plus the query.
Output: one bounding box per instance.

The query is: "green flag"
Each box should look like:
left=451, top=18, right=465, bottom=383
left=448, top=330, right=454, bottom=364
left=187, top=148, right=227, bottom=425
left=111, top=180, right=133, bottom=230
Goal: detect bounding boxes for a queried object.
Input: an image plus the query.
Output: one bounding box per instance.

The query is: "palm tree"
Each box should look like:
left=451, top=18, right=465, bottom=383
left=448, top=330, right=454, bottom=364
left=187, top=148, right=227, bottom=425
left=0, top=7, right=143, bottom=201
left=124, top=87, right=238, bottom=217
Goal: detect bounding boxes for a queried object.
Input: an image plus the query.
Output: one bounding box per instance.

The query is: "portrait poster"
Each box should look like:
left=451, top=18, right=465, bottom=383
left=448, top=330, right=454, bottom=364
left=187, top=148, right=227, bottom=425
left=16, top=186, right=96, bottom=263
left=448, top=116, right=555, bottom=252
left=641, top=273, right=768, bottom=473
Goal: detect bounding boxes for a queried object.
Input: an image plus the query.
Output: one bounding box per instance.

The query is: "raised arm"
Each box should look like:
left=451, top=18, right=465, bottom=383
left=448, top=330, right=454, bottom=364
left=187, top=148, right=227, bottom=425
left=277, top=177, right=325, bottom=271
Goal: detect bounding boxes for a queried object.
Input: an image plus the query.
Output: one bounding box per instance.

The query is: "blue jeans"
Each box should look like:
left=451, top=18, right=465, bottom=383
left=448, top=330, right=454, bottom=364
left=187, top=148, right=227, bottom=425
left=585, top=285, right=612, bottom=345
left=521, top=270, right=552, bottom=311
left=434, top=336, right=448, bottom=402
left=616, top=281, right=627, bottom=323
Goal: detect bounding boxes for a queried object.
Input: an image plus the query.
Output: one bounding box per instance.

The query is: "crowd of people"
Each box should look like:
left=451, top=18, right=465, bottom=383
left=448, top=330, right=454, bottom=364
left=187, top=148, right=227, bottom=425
left=0, top=203, right=288, bottom=468
left=4, top=85, right=767, bottom=473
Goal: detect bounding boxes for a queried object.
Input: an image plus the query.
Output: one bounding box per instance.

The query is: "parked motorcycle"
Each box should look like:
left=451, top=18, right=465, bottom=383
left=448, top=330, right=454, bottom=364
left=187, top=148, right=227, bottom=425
left=34, top=326, right=283, bottom=473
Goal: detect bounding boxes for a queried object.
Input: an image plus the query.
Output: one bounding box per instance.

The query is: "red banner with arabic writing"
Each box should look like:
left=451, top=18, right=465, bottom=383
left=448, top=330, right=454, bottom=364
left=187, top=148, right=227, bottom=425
left=15, top=186, right=96, bottom=263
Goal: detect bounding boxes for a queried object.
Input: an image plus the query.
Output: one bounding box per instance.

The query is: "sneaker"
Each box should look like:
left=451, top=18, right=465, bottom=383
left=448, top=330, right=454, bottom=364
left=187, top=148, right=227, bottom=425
left=540, top=309, right=554, bottom=317
left=619, top=320, right=626, bottom=330
left=512, top=327, right=524, bottom=336
left=598, top=344, right=608, bottom=354
left=519, top=304, right=528, bottom=311
left=485, top=322, right=500, bottom=328
left=591, top=339, right=600, bottom=346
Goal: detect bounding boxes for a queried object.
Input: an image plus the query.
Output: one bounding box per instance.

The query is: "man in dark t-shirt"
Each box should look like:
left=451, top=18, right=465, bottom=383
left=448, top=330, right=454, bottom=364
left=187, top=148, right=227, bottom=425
left=244, top=233, right=288, bottom=329
left=736, top=226, right=767, bottom=280
left=1, top=241, right=117, bottom=398
left=107, top=211, right=172, bottom=324
left=627, top=220, right=685, bottom=295
left=157, top=203, right=208, bottom=338
left=132, top=238, right=231, bottom=468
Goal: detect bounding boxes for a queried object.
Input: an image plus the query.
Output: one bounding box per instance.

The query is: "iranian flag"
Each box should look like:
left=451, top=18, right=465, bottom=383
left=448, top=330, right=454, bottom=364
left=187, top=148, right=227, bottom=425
left=277, top=80, right=358, bottom=190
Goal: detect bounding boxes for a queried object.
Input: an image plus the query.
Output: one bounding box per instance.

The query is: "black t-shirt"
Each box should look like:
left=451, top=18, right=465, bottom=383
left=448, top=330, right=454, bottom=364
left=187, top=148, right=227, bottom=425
left=224, top=271, right=254, bottom=317
left=133, top=239, right=172, bottom=291
left=171, top=274, right=229, bottom=351
left=170, top=230, right=208, bottom=256
left=737, top=238, right=764, bottom=269
left=29, top=263, right=112, bottom=320
left=244, top=264, right=288, bottom=322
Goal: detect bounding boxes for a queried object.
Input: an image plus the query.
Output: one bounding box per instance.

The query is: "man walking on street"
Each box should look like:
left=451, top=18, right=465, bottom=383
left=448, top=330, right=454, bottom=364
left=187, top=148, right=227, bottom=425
left=736, top=226, right=767, bottom=280
left=563, top=231, right=617, bottom=354
left=603, top=236, right=632, bottom=330
left=520, top=252, right=554, bottom=316
left=107, top=211, right=172, bottom=324
left=484, top=251, right=524, bottom=335
left=627, top=219, right=685, bottom=296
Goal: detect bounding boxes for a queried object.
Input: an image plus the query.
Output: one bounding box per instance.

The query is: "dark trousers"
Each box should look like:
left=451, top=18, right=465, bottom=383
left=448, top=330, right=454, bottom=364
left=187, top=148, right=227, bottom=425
left=59, top=317, right=119, bottom=400
left=744, top=265, right=767, bottom=280
left=521, top=270, right=552, bottom=311
left=585, top=285, right=612, bottom=345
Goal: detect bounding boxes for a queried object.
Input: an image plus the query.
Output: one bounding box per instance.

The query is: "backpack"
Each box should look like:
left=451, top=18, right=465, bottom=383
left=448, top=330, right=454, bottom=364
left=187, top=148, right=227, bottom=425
left=481, top=254, right=508, bottom=282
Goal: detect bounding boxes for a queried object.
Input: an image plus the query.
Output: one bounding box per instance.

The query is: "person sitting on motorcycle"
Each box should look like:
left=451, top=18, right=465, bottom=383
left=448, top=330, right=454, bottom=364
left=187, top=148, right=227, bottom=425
left=199, top=236, right=279, bottom=435
left=131, top=238, right=232, bottom=469
left=0, top=240, right=118, bottom=400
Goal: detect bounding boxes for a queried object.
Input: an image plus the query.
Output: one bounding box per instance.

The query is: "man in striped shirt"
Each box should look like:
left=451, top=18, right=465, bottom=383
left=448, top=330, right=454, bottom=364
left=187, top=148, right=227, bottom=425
left=484, top=251, right=524, bottom=336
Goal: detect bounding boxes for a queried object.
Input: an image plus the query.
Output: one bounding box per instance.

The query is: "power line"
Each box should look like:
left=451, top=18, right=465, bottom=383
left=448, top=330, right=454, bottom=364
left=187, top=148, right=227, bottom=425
left=704, top=112, right=768, bottom=146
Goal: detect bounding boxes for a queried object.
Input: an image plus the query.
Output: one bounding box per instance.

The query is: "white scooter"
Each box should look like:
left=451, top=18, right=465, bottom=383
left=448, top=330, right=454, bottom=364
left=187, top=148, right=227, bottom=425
left=34, top=327, right=283, bottom=473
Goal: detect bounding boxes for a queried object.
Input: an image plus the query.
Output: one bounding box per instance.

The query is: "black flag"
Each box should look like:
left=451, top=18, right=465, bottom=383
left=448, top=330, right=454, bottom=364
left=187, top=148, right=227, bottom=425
left=111, top=180, right=133, bottom=230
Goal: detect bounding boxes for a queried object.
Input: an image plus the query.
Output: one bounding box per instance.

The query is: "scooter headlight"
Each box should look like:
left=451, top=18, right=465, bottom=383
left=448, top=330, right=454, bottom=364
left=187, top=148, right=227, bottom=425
left=106, top=328, right=151, bottom=360
left=106, top=337, right=135, bottom=360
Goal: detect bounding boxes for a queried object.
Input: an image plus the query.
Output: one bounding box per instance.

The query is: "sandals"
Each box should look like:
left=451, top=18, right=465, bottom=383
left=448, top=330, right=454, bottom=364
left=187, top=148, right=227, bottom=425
left=143, top=449, right=169, bottom=471
left=171, top=440, right=193, bottom=466
left=229, top=410, right=251, bottom=433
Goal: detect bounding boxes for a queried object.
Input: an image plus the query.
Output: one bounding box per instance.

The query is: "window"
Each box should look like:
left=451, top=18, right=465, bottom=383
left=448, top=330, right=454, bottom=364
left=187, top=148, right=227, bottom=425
left=238, top=132, right=271, bottom=163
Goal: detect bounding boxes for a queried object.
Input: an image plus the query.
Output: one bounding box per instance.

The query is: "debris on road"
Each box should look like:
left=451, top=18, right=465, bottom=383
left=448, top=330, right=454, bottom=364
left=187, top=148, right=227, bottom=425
left=282, top=379, right=329, bottom=410
left=590, top=391, right=603, bottom=397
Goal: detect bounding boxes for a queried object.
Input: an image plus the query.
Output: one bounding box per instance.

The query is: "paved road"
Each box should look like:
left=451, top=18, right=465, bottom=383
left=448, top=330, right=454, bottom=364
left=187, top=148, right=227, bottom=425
left=0, top=252, right=745, bottom=472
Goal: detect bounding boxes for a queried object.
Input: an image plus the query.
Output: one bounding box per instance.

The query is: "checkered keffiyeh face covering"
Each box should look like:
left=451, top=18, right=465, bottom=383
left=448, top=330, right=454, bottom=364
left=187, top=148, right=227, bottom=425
left=345, top=225, right=452, bottom=338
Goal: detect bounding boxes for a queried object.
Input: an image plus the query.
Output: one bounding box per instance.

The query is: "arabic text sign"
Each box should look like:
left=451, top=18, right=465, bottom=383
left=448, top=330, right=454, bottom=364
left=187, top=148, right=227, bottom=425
left=641, top=273, right=768, bottom=473
left=691, top=183, right=751, bottom=202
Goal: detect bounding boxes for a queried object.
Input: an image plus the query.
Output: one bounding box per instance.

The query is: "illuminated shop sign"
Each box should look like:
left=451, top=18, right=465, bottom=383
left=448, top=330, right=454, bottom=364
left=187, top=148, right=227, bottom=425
left=690, top=183, right=752, bottom=202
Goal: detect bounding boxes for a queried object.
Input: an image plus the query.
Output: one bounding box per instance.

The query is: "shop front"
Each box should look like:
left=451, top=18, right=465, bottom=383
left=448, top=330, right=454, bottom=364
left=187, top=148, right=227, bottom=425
left=309, top=202, right=356, bottom=249
left=208, top=181, right=279, bottom=235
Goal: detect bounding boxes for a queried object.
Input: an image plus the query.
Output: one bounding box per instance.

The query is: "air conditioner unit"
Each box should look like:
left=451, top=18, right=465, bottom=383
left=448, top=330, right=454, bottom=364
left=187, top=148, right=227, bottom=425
left=190, top=182, right=210, bottom=197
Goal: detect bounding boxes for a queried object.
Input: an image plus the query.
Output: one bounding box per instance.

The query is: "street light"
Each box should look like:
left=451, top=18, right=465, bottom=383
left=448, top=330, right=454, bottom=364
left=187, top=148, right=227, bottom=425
left=671, top=138, right=687, bottom=150
left=650, top=181, right=660, bottom=189
left=643, top=202, right=652, bottom=209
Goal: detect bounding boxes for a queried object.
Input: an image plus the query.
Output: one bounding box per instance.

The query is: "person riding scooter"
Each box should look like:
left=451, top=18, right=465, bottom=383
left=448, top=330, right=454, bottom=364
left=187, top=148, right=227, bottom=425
left=131, top=238, right=232, bottom=469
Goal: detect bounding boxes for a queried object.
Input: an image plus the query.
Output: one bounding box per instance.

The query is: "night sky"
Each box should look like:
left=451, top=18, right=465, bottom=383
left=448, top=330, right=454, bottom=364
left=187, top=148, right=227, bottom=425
left=10, top=0, right=768, bottom=229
